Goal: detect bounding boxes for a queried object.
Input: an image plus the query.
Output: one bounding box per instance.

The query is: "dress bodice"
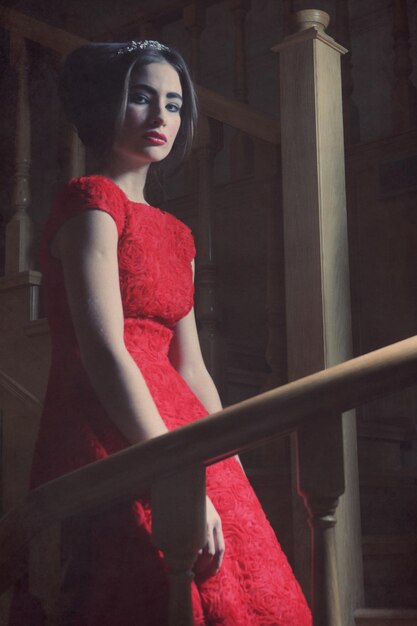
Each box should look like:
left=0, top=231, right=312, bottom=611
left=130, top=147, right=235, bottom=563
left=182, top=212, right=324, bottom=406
left=40, top=176, right=196, bottom=349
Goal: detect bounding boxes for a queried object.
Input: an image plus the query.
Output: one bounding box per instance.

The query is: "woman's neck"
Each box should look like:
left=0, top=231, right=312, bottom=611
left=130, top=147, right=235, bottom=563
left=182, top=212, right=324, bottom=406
left=100, top=160, right=150, bottom=204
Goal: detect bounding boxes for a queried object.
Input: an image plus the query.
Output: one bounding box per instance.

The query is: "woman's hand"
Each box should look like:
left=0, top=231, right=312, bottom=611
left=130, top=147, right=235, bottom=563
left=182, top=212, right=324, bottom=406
left=193, top=496, right=225, bottom=581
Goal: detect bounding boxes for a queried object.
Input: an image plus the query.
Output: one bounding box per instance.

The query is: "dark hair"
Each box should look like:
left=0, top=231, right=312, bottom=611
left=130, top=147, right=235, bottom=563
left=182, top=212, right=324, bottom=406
left=58, top=41, right=198, bottom=168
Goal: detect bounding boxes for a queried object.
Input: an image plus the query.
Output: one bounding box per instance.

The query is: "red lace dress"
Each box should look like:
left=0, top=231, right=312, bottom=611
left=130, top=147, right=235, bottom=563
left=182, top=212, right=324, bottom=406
left=28, top=176, right=311, bottom=626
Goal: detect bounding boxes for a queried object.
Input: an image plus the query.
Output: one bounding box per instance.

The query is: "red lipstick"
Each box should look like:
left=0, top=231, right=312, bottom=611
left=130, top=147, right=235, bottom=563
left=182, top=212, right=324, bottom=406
left=143, top=131, right=167, bottom=145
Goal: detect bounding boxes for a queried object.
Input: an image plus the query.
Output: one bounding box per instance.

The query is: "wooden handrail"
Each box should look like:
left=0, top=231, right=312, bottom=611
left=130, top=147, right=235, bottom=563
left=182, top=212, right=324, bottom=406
left=0, top=7, right=280, bottom=144
left=0, top=368, right=40, bottom=412
left=97, top=0, right=221, bottom=38
left=0, top=7, right=85, bottom=56
left=196, top=85, right=280, bottom=144
left=1, top=335, right=417, bottom=594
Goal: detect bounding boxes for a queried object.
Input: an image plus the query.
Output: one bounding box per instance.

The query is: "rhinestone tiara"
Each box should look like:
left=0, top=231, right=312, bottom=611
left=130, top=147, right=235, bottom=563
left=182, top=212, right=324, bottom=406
left=116, top=40, right=169, bottom=56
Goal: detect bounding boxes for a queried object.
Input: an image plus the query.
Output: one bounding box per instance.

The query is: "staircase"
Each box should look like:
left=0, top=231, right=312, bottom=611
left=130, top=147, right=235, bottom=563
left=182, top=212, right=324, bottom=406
left=355, top=609, right=417, bottom=626
left=355, top=422, right=417, bottom=625
left=1, top=3, right=417, bottom=625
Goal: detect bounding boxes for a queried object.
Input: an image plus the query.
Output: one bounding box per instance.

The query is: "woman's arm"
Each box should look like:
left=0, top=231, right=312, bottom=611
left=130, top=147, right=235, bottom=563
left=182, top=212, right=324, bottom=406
left=169, top=267, right=243, bottom=477
left=169, top=260, right=222, bottom=413
left=56, top=219, right=225, bottom=576
left=169, top=305, right=223, bottom=415
left=170, top=310, right=226, bottom=577
left=53, top=209, right=168, bottom=444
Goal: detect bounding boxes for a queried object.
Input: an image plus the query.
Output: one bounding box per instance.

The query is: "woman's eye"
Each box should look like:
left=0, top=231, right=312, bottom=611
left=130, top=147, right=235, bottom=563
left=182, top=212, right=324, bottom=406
left=166, top=102, right=181, bottom=113
left=129, top=93, right=148, bottom=104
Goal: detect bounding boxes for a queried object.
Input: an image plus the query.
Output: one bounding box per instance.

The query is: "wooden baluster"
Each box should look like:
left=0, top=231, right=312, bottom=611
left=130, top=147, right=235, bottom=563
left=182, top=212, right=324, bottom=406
left=0, top=218, right=5, bottom=275
left=29, top=525, right=62, bottom=626
left=282, top=0, right=294, bottom=36
left=183, top=1, right=205, bottom=83
left=5, top=34, right=33, bottom=276
left=229, top=0, right=253, bottom=179
left=391, top=0, right=417, bottom=133
left=195, top=115, right=224, bottom=393
left=182, top=1, right=206, bottom=193
left=297, top=415, right=345, bottom=625
left=335, top=0, right=360, bottom=144
left=0, top=408, right=3, bottom=517
left=259, top=148, right=286, bottom=393
left=259, top=147, right=292, bottom=504
left=307, top=496, right=341, bottom=624
left=230, top=0, right=250, bottom=102
left=152, top=467, right=206, bottom=626
left=241, top=145, right=291, bottom=542
left=274, top=10, right=364, bottom=625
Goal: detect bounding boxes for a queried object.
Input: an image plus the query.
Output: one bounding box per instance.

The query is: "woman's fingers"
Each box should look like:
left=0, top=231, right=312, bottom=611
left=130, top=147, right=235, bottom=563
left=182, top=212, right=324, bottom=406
left=206, top=522, right=216, bottom=557
left=213, top=522, right=225, bottom=572
left=194, top=499, right=225, bottom=579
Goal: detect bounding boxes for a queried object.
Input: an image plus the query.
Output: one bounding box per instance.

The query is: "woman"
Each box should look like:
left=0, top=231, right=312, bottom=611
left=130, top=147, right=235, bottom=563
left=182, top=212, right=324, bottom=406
left=15, top=40, right=311, bottom=625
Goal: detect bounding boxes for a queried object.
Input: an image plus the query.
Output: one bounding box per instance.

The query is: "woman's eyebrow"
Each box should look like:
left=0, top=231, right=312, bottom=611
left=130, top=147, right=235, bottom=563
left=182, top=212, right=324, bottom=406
left=130, top=83, right=183, bottom=100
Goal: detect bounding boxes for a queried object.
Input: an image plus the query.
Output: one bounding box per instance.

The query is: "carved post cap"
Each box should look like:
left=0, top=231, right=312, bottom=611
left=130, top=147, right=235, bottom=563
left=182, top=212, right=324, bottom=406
left=290, top=9, right=330, bottom=33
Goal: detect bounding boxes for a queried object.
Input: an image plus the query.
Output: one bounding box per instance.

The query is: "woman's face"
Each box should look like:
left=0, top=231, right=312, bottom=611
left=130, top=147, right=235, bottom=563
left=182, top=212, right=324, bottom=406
left=111, top=61, right=183, bottom=168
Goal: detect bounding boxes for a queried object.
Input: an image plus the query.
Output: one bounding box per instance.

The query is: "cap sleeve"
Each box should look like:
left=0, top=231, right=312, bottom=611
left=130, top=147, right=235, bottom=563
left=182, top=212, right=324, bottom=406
left=45, top=175, right=127, bottom=243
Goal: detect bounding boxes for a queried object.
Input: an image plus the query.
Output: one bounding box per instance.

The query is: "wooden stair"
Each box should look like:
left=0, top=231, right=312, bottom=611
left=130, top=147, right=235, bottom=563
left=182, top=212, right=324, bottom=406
left=355, top=609, right=417, bottom=625
left=362, top=534, right=417, bottom=608
left=357, top=423, right=417, bottom=620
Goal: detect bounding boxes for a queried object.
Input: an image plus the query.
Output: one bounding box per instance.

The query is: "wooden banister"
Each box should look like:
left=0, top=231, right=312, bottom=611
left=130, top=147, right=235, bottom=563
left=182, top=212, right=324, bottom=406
left=195, top=85, right=280, bottom=144
left=0, top=369, right=40, bottom=412
left=2, top=335, right=417, bottom=597
left=0, top=7, right=85, bottom=56
left=0, top=8, right=280, bottom=144
left=97, top=0, right=220, bottom=38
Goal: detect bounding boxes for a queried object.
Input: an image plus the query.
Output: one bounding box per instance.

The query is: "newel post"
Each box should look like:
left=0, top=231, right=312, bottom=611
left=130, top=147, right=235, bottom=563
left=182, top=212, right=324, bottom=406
left=274, top=10, right=364, bottom=626
left=152, top=467, right=206, bottom=626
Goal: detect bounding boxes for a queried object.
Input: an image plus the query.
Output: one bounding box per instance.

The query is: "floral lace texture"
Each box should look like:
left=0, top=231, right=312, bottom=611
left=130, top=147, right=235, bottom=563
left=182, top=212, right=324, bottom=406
left=27, top=176, right=312, bottom=626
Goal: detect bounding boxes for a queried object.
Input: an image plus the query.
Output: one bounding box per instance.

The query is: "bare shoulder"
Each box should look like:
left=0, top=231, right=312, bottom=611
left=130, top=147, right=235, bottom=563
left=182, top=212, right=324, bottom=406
left=52, top=209, right=119, bottom=260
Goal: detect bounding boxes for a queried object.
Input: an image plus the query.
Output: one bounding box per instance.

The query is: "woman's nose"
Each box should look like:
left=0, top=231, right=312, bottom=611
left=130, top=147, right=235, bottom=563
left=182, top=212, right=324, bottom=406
left=150, top=102, right=166, bottom=127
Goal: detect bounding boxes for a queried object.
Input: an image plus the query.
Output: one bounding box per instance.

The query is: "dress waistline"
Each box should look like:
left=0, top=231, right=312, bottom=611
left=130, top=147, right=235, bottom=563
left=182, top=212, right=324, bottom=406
left=123, top=317, right=174, bottom=358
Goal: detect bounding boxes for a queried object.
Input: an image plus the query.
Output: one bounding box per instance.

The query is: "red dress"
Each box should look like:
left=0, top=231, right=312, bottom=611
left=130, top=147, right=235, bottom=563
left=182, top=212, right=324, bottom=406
left=28, top=176, right=311, bottom=625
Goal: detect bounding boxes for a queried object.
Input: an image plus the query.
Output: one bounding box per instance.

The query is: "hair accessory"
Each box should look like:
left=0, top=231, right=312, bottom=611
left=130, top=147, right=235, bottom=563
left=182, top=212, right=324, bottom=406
left=116, top=40, right=169, bottom=55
